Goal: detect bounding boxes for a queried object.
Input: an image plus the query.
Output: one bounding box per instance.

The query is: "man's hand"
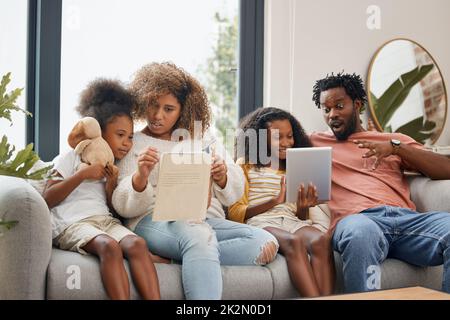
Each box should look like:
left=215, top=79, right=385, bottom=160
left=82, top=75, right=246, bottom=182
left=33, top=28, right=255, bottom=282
left=354, top=140, right=394, bottom=170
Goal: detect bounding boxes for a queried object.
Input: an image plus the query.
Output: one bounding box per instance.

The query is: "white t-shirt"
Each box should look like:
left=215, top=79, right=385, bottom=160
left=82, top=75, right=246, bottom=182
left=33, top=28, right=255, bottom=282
left=50, top=150, right=111, bottom=239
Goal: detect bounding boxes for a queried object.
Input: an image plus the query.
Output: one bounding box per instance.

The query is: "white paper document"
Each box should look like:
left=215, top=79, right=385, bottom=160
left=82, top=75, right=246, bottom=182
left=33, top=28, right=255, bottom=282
left=153, top=153, right=212, bottom=221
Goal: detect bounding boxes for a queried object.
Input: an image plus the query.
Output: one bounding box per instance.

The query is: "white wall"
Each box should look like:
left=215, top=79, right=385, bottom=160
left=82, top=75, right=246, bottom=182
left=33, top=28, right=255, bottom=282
left=264, top=0, right=450, bottom=145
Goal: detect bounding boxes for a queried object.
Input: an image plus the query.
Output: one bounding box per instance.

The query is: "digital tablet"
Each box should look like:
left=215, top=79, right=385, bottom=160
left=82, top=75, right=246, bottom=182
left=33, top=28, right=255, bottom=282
left=286, top=147, right=332, bottom=202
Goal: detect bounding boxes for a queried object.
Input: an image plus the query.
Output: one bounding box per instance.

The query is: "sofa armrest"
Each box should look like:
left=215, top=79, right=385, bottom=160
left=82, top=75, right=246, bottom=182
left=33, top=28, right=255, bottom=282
left=408, top=176, right=450, bottom=213
left=0, top=176, right=52, bottom=299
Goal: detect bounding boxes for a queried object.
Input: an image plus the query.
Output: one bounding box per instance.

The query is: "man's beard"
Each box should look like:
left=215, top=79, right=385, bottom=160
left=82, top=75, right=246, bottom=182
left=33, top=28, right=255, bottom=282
left=332, top=109, right=357, bottom=141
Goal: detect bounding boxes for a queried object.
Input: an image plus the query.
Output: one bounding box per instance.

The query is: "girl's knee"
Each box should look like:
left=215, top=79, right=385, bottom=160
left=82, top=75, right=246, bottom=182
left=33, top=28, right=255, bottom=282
left=282, top=234, right=305, bottom=259
left=96, top=236, right=123, bottom=260
left=310, top=234, right=332, bottom=257
left=121, top=236, right=148, bottom=258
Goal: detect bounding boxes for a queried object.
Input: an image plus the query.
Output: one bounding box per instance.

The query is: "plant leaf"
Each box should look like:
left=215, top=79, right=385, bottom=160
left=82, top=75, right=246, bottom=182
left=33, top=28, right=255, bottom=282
left=0, top=72, right=30, bottom=124
left=376, top=64, right=434, bottom=128
left=0, top=135, right=15, bottom=162
left=0, top=141, right=53, bottom=179
left=395, top=116, right=436, bottom=144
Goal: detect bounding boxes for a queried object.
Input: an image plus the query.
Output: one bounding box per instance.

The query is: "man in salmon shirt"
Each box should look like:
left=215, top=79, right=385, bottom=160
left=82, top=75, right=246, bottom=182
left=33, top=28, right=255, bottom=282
left=309, top=72, right=450, bottom=293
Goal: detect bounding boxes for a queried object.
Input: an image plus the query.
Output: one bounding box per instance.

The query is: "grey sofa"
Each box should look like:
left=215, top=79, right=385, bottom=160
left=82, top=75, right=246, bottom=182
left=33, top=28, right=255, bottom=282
left=1, top=175, right=449, bottom=299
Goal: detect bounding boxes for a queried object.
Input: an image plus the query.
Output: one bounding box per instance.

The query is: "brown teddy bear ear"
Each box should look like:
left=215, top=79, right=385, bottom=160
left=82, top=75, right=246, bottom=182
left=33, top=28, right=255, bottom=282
left=68, top=121, right=87, bottom=149
left=68, top=117, right=102, bottom=149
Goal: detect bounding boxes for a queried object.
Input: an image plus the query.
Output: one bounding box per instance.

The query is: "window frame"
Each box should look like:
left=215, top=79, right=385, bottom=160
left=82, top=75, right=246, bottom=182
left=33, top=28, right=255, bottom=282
left=27, top=0, right=62, bottom=161
left=27, top=0, right=264, bottom=161
left=238, top=0, right=264, bottom=120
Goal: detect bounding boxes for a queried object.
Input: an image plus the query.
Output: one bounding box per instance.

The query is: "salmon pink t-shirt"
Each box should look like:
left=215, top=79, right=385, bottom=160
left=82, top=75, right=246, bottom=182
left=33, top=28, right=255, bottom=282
left=310, top=131, right=423, bottom=232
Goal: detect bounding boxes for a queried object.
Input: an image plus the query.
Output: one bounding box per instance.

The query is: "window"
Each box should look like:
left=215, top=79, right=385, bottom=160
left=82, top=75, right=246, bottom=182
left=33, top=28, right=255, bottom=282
left=0, top=0, right=28, bottom=150
left=60, top=0, right=239, bottom=153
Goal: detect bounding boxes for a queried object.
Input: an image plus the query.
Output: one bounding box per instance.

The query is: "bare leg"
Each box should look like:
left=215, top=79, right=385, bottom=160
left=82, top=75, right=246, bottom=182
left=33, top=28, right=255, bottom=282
left=264, top=227, right=320, bottom=297
left=82, top=234, right=129, bottom=300
left=120, top=235, right=161, bottom=300
left=295, top=227, right=335, bottom=296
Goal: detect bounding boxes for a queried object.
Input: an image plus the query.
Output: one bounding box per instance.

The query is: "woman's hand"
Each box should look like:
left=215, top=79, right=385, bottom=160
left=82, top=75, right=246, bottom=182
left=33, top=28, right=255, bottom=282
left=133, top=147, right=159, bottom=192
left=273, top=176, right=286, bottom=205
left=211, top=155, right=227, bottom=189
left=296, top=183, right=318, bottom=220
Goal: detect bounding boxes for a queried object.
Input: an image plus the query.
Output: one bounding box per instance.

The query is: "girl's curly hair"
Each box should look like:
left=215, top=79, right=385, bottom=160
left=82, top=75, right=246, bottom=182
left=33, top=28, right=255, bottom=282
left=236, top=107, right=311, bottom=168
left=76, top=78, right=135, bottom=131
left=129, top=62, right=211, bottom=136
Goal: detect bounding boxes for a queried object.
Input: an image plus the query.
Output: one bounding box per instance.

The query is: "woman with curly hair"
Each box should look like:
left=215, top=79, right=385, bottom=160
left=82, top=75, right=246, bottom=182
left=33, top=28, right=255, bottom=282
left=111, top=62, right=278, bottom=300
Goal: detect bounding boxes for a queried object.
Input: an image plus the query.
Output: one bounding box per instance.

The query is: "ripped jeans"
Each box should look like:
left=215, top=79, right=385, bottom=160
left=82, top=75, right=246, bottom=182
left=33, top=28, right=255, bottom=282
left=135, top=215, right=278, bottom=300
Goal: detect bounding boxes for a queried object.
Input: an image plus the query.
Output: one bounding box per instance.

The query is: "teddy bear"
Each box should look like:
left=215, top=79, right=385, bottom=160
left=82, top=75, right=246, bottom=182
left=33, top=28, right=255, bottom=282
left=67, top=117, right=114, bottom=171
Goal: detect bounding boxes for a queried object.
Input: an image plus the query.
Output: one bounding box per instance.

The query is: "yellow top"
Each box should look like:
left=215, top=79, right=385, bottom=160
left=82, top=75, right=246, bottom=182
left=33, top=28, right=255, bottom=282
left=228, top=160, right=295, bottom=223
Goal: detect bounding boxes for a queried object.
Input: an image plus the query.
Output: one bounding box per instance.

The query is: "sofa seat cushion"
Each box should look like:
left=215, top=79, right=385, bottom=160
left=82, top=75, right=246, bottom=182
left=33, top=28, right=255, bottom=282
left=333, top=252, right=443, bottom=293
left=47, top=248, right=278, bottom=300
left=47, top=248, right=444, bottom=299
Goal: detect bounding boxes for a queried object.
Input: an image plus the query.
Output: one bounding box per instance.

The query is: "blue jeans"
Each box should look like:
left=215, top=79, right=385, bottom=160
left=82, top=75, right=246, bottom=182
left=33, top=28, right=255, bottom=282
left=332, top=206, right=450, bottom=293
left=135, top=215, right=278, bottom=300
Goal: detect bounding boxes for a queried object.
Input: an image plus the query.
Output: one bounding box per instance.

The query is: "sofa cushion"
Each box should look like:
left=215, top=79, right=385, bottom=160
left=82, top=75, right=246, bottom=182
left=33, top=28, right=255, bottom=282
left=333, top=252, right=443, bottom=293
left=408, top=176, right=450, bottom=213
left=221, top=264, right=274, bottom=299
left=0, top=176, right=52, bottom=300
left=48, top=248, right=187, bottom=299
left=47, top=248, right=444, bottom=299
left=265, top=254, right=299, bottom=299
left=47, top=248, right=278, bottom=300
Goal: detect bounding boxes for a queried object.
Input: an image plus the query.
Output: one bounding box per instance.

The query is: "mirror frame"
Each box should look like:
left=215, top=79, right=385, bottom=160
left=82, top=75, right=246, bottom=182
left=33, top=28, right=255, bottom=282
left=367, top=38, right=448, bottom=144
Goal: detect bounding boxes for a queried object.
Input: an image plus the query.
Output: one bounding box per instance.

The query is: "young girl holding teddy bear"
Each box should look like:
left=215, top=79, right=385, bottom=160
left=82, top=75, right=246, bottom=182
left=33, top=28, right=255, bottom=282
left=43, top=79, right=160, bottom=300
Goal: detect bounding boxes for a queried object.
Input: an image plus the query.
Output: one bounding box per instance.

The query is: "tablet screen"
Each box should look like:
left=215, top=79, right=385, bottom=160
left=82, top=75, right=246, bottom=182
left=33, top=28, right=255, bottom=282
left=286, top=147, right=332, bottom=202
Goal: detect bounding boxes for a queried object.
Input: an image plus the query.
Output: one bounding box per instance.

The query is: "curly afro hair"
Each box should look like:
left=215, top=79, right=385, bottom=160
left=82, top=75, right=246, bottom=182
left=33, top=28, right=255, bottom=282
left=312, top=72, right=367, bottom=110
left=236, top=107, right=311, bottom=168
left=76, top=78, right=135, bottom=131
left=129, top=62, right=211, bottom=136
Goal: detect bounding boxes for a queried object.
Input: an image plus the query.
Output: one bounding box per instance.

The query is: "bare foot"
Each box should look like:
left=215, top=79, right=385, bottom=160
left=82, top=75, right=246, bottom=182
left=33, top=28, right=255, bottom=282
left=149, top=252, right=171, bottom=264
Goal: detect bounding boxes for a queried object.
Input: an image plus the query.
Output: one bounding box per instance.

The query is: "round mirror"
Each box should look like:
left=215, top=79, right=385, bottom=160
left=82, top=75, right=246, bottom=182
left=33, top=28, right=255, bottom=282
left=367, top=38, right=447, bottom=145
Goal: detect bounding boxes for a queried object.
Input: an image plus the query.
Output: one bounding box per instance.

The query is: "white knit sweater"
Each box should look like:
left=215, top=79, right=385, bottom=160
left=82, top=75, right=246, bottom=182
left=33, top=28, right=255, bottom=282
left=112, top=131, right=245, bottom=230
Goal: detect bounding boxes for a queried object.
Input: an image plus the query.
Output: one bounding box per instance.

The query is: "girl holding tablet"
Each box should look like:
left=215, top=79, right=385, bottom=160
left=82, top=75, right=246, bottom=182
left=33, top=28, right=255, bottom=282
left=229, top=107, right=334, bottom=297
